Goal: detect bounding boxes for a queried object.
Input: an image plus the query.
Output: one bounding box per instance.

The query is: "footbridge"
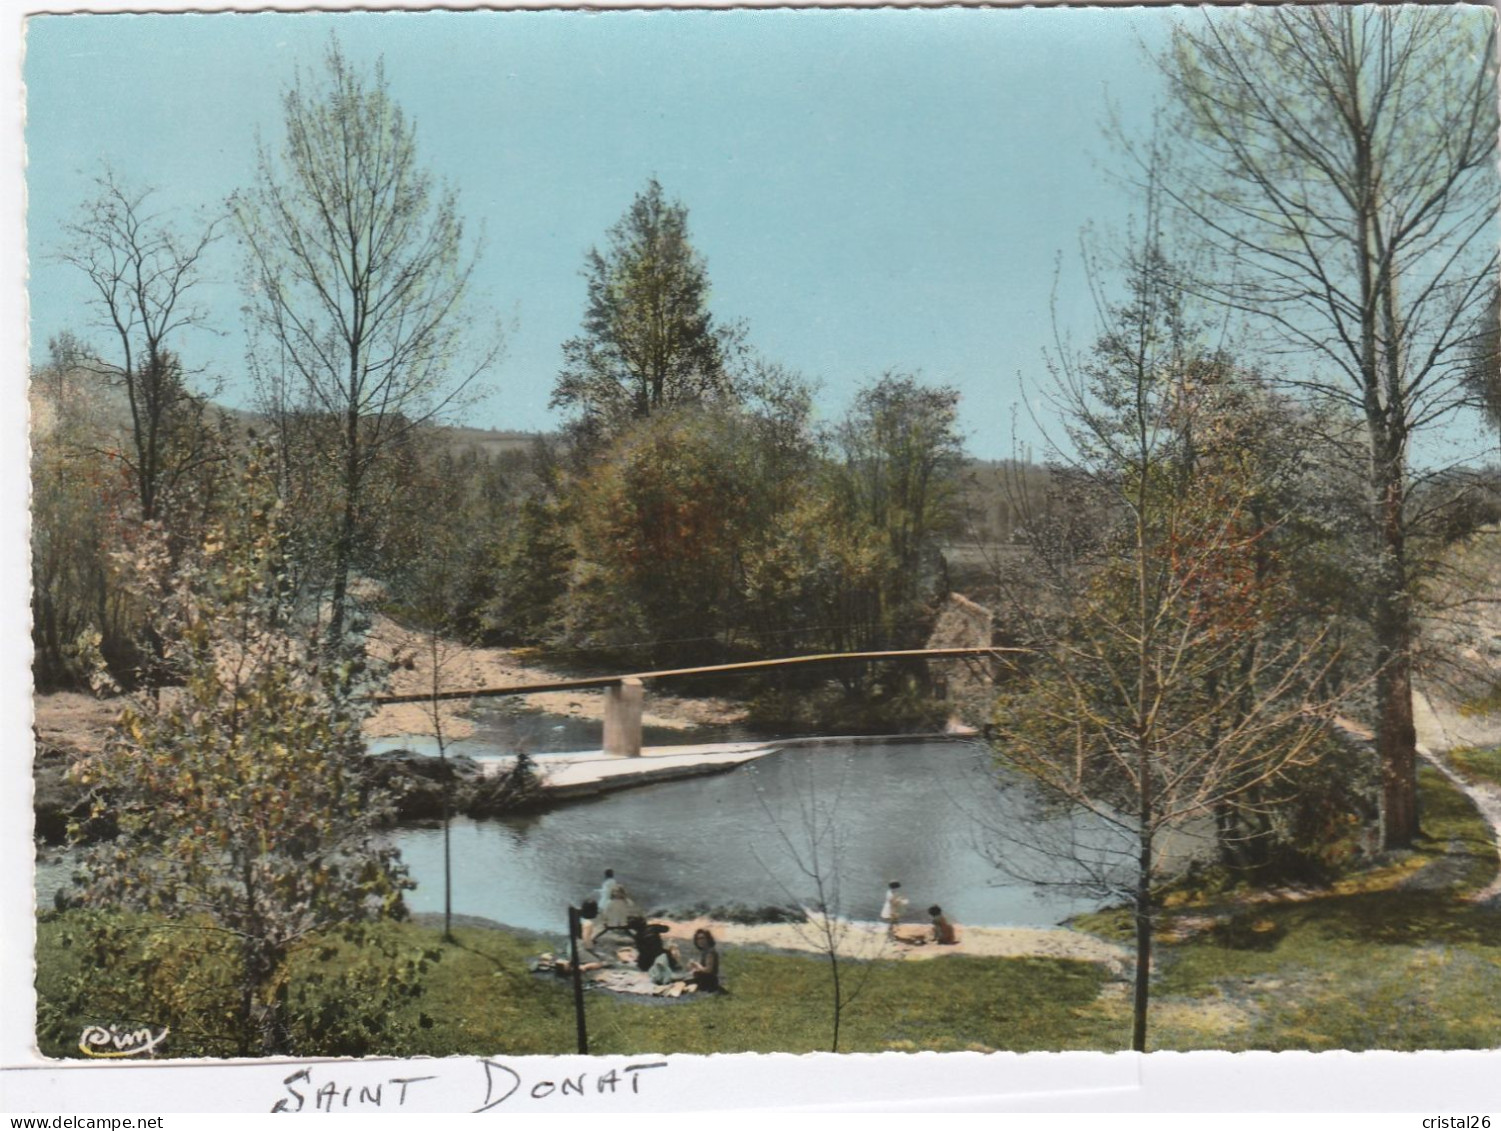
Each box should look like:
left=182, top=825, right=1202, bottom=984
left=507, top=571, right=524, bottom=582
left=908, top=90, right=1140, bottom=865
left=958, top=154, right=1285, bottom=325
left=373, top=646, right=1019, bottom=757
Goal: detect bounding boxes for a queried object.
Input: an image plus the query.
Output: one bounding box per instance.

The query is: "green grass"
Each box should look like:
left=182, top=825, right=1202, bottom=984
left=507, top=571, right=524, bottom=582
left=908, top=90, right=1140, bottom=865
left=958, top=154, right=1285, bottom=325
left=402, top=937, right=1121, bottom=1055
left=1144, top=765, right=1501, bottom=1050
left=1448, top=746, right=1501, bottom=791
left=34, top=917, right=1120, bottom=1057
left=34, top=767, right=1501, bottom=1056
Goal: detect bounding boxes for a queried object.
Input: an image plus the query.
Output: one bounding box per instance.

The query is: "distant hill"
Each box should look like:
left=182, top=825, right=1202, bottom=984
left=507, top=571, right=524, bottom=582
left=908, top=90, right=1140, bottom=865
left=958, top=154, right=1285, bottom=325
left=436, top=424, right=550, bottom=459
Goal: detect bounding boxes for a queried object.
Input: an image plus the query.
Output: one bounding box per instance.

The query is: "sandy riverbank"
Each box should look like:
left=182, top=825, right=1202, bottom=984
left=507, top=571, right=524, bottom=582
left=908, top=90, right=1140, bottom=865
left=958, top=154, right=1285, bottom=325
left=364, top=617, right=748, bottom=741
left=647, top=916, right=1129, bottom=971
left=31, top=619, right=749, bottom=759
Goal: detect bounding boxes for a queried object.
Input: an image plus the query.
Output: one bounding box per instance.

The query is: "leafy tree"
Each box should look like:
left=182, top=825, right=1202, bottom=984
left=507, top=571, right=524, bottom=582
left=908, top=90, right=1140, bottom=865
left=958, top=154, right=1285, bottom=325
left=1156, top=6, right=1499, bottom=847
left=558, top=407, right=752, bottom=663
left=30, top=349, right=141, bottom=689
left=552, top=179, right=744, bottom=447
left=63, top=448, right=414, bottom=1056
left=829, top=372, right=966, bottom=654
left=235, top=37, right=496, bottom=649
left=485, top=492, right=575, bottom=646
left=988, top=228, right=1347, bottom=1052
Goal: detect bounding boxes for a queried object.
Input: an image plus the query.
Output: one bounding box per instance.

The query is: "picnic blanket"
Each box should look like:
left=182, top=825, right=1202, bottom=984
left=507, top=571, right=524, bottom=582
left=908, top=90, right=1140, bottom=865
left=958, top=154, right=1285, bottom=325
left=527, top=945, right=703, bottom=998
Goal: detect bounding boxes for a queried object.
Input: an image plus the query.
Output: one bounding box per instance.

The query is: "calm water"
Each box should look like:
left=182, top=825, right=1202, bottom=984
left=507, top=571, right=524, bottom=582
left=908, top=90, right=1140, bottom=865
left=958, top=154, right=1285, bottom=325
left=36, top=738, right=1125, bottom=931
left=392, top=740, right=1115, bottom=933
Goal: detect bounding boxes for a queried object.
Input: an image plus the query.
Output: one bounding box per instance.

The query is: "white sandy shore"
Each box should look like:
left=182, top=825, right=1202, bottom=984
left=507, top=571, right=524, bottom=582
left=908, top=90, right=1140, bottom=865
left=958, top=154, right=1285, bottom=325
left=647, top=916, right=1129, bottom=972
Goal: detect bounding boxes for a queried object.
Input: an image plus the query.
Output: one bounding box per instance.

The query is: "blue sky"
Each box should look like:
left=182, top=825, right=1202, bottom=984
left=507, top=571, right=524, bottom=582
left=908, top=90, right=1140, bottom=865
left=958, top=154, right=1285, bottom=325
left=26, top=8, right=1178, bottom=460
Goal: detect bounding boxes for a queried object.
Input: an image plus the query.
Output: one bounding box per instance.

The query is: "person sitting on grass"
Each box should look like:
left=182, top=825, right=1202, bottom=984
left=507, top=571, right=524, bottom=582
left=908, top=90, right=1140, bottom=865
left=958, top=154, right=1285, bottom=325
left=686, top=928, right=722, bottom=992
left=929, top=905, right=958, bottom=946
left=629, top=917, right=672, bottom=972
left=647, top=926, right=723, bottom=991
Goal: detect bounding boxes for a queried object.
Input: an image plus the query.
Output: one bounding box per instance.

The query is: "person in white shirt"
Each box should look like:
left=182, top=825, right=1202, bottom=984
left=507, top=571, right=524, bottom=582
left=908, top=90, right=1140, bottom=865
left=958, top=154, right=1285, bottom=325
left=879, top=881, right=908, bottom=939
left=596, top=868, right=637, bottom=939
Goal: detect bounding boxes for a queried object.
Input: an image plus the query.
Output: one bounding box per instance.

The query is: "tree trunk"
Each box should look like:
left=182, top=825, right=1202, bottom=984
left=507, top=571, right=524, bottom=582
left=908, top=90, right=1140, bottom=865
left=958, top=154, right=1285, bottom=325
left=1375, top=612, right=1420, bottom=848
left=327, top=402, right=361, bottom=650
left=1131, top=835, right=1152, bottom=1053
left=1373, top=446, right=1420, bottom=849
left=828, top=950, right=842, bottom=1054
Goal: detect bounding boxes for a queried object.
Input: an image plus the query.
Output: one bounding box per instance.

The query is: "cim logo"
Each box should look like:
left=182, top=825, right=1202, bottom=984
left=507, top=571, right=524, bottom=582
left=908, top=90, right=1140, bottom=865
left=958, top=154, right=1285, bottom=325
left=78, top=1024, right=169, bottom=1058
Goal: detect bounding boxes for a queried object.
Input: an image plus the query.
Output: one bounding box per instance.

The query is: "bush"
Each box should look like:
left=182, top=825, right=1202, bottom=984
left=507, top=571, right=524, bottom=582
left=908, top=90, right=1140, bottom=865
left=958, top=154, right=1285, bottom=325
left=746, top=680, right=949, bottom=736
left=36, top=912, right=441, bottom=1059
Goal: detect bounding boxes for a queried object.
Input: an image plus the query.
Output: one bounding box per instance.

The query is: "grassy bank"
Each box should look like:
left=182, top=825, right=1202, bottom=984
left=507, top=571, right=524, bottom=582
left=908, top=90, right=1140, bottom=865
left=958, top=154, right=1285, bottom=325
left=1077, top=764, right=1501, bottom=1050
left=1448, top=746, right=1501, bottom=791
left=33, top=767, right=1501, bottom=1056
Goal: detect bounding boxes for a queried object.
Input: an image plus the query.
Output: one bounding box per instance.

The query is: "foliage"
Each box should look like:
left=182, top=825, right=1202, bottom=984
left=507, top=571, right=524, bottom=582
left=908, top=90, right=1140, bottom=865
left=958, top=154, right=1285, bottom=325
left=743, top=679, right=948, bottom=737
left=558, top=407, right=757, bottom=663
left=825, top=371, right=967, bottom=658
left=988, top=221, right=1349, bottom=1050
left=235, top=35, right=496, bottom=647
left=60, top=448, right=414, bottom=1056
left=552, top=178, right=744, bottom=448
left=31, top=361, right=142, bottom=690
left=1157, top=5, right=1500, bottom=847
left=484, top=491, right=575, bottom=645
left=543, top=364, right=967, bottom=672
left=38, top=913, right=439, bottom=1059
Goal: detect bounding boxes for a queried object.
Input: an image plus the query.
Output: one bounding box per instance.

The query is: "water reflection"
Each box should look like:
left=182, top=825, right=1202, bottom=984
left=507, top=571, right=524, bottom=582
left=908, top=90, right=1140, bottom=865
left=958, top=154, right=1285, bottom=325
left=35, top=739, right=1126, bottom=931
left=393, top=740, right=1113, bottom=933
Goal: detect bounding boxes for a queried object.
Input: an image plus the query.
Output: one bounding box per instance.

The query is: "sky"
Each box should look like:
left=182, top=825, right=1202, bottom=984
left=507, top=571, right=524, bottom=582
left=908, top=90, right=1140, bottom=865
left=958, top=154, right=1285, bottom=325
left=24, top=6, right=1177, bottom=462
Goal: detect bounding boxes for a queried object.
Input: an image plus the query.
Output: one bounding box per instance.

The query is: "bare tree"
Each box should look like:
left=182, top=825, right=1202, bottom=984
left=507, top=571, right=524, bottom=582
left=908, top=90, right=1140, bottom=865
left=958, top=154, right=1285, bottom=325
left=59, top=170, right=222, bottom=523
left=234, top=37, right=498, bottom=648
left=749, top=753, right=887, bottom=1053
left=989, top=217, right=1350, bottom=1052
left=1154, top=6, right=1499, bottom=848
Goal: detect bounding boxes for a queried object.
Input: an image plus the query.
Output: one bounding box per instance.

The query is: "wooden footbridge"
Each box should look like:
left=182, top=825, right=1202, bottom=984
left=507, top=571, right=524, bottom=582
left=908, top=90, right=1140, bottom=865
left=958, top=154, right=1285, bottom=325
left=373, top=646, right=1019, bottom=756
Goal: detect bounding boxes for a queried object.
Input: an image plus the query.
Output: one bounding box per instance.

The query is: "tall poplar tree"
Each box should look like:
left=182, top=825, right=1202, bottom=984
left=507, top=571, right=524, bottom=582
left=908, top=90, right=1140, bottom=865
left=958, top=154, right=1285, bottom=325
left=1157, top=6, right=1498, bottom=847
left=235, top=38, right=494, bottom=648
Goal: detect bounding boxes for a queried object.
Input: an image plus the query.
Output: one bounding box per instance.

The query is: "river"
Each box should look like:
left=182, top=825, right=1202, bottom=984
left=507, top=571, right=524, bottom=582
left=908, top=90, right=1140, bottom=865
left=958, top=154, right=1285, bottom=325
left=392, top=738, right=1116, bottom=934
left=35, top=734, right=1125, bottom=933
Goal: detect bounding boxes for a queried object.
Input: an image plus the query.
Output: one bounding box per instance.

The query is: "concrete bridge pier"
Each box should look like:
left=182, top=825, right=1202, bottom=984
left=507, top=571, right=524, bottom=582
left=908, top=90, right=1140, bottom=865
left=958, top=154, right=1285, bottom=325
left=603, top=677, right=645, bottom=757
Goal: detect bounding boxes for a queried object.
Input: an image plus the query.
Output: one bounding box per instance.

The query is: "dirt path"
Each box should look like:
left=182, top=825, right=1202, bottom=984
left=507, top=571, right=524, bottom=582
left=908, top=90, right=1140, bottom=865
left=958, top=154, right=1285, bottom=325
left=1415, top=688, right=1501, bottom=906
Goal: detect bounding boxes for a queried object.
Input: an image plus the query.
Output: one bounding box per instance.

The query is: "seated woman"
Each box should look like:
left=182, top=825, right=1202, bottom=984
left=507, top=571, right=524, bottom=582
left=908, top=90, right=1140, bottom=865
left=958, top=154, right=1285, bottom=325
left=685, top=928, right=722, bottom=993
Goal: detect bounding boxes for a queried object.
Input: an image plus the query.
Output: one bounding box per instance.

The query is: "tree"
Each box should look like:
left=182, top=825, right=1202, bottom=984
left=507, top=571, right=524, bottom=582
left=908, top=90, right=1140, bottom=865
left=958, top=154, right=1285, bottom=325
left=557, top=407, right=754, bottom=663
left=63, top=447, right=415, bottom=1056
left=1156, top=6, right=1499, bottom=848
left=551, top=179, right=743, bottom=447
left=30, top=346, right=141, bottom=690
left=59, top=171, right=222, bottom=525
left=749, top=753, right=885, bottom=1052
left=235, top=37, right=495, bottom=649
left=828, top=372, right=966, bottom=657
left=989, top=229, right=1347, bottom=1052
